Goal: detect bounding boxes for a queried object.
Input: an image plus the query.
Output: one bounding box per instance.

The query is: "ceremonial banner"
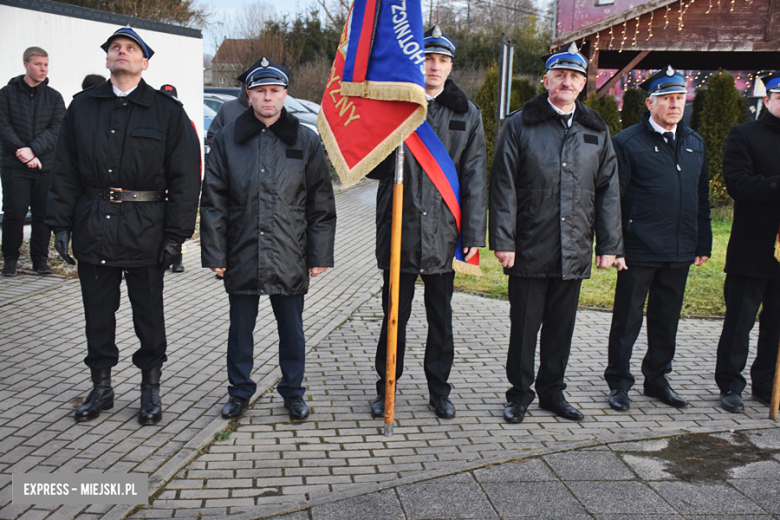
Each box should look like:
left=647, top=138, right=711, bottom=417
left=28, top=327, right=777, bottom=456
left=318, top=0, right=428, bottom=187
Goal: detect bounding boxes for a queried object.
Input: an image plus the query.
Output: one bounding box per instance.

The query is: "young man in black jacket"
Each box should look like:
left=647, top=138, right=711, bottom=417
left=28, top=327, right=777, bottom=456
left=716, top=74, right=780, bottom=413
left=367, top=26, right=487, bottom=420
left=46, top=27, right=201, bottom=425
left=605, top=66, right=712, bottom=412
left=0, top=47, right=64, bottom=276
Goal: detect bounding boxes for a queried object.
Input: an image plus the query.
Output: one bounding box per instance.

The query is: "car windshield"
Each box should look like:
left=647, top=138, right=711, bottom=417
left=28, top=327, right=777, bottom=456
left=204, top=104, right=217, bottom=117
left=284, top=96, right=308, bottom=114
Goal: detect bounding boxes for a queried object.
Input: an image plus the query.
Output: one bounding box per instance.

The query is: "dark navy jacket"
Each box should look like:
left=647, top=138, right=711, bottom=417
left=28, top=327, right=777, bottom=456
left=612, top=112, right=712, bottom=263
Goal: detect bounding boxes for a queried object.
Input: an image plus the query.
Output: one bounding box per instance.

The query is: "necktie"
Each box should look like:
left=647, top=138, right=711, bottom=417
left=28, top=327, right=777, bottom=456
left=663, top=131, right=675, bottom=153
left=560, top=112, right=573, bottom=129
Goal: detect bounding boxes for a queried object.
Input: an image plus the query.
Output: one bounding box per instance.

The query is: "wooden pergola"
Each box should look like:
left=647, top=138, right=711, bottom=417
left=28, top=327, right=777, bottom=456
left=550, top=0, right=780, bottom=98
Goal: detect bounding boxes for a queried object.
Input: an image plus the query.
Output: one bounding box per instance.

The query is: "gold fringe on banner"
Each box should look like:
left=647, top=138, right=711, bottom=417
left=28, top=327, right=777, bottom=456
left=775, top=234, right=780, bottom=263
left=318, top=104, right=427, bottom=189
left=339, top=80, right=429, bottom=106
left=453, top=258, right=483, bottom=277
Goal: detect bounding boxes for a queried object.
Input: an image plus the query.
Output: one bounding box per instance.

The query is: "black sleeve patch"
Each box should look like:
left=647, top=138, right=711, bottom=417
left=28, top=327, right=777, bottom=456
left=449, top=120, right=466, bottom=131
left=584, top=134, right=599, bottom=145
left=286, top=149, right=304, bottom=159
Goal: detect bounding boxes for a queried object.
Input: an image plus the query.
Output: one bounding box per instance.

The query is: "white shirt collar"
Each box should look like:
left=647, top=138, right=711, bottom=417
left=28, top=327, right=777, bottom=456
left=425, top=88, right=443, bottom=102
left=547, top=98, right=575, bottom=127
left=112, top=84, right=138, bottom=98
left=648, top=115, right=677, bottom=139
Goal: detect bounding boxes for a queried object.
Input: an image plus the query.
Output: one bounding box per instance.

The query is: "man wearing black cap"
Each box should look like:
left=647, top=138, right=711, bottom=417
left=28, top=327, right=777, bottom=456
left=604, top=66, right=711, bottom=412
left=490, top=43, right=623, bottom=423
left=367, top=25, right=487, bottom=420
left=200, top=57, right=336, bottom=421
left=45, top=26, right=201, bottom=425
left=716, top=73, right=780, bottom=413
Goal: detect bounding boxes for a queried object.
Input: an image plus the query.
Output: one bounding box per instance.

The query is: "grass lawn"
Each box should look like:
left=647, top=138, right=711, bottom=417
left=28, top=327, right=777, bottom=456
left=454, top=215, right=732, bottom=317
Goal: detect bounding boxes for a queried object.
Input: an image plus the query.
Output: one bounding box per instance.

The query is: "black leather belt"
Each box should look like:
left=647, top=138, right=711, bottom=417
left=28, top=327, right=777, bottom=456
left=86, top=187, right=166, bottom=203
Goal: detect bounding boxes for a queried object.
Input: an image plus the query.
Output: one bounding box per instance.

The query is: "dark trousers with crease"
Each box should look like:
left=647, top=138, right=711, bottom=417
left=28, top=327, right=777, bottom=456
left=375, top=270, right=455, bottom=397
left=715, top=274, right=780, bottom=397
left=506, top=277, right=582, bottom=406
left=78, top=262, right=167, bottom=371
left=1, top=169, right=51, bottom=261
left=227, top=294, right=306, bottom=400
left=605, top=264, right=690, bottom=391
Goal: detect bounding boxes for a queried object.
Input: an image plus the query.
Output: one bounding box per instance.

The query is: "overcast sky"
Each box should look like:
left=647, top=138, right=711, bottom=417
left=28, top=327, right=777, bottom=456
left=196, top=0, right=316, bottom=55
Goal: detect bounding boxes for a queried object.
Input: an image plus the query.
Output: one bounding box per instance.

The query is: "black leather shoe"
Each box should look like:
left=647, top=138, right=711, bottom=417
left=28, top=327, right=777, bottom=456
left=370, top=395, right=385, bottom=418
left=221, top=396, right=249, bottom=418
left=751, top=392, right=771, bottom=406
left=74, top=368, right=114, bottom=422
left=608, top=389, right=630, bottom=411
left=503, top=402, right=527, bottom=423
left=171, top=254, right=184, bottom=273
left=284, top=396, right=310, bottom=420
left=138, top=366, right=163, bottom=425
left=539, top=399, right=584, bottom=421
left=2, top=258, right=17, bottom=277
left=720, top=390, right=744, bottom=412
left=429, top=395, right=456, bottom=419
left=32, top=258, right=53, bottom=274
left=644, top=386, right=688, bottom=408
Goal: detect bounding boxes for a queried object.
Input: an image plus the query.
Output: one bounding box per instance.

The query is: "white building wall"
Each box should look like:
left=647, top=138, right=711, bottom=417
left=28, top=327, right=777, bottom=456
left=0, top=4, right=204, bottom=143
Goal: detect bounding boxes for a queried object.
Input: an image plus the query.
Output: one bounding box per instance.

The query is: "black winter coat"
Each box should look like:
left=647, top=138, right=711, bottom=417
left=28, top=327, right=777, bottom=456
left=200, top=107, right=337, bottom=295
left=206, top=87, right=248, bottom=147
left=45, top=79, right=201, bottom=267
left=489, top=94, right=623, bottom=279
left=723, top=111, right=780, bottom=280
left=369, top=79, right=487, bottom=274
left=612, top=113, right=712, bottom=262
left=0, top=75, right=65, bottom=172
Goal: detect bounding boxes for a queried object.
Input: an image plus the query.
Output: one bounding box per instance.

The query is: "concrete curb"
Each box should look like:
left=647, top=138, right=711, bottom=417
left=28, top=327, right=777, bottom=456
left=104, top=283, right=382, bottom=520
left=216, top=421, right=780, bottom=520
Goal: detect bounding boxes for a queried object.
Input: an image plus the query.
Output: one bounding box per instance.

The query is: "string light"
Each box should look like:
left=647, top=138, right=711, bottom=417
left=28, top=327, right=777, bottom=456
left=619, top=20, right=627, bottom=52
left=706, top=0, right=712, bottom=13
left=632, top=16, right=640, bottom=46
left=678, top=0, right=684, bottom=30
left=608, top=26, right=614, bottom=49
left=664, top=5, right=670, bottom=29
left=730, top=0, right=735, bottom=11
left=646, top=10, right=654, bottom=40
left=595, top=31, right=600, bottom=50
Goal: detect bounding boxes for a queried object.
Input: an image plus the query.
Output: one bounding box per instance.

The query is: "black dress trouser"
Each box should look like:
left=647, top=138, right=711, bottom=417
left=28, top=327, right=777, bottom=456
left=0, top=169, right=51, bottom=261
left=375, top=270, right=455, bottom=397
left=715, top=274, right=780, bottom=397
left=78, top=262, right=167, bottom=371
left=604, top=264, right=690, bottom=391
left=506, top=276, right=582, bottom=407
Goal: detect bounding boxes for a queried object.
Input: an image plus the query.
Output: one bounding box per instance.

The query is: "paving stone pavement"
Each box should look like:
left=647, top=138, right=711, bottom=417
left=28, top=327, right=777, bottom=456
left=131, top=277, right=776, bottom=518
left=0, top=182, right=382, bottom=520
left=276, top=428, right=780, bottom=520
left=1, top=178, right=777, bottom=520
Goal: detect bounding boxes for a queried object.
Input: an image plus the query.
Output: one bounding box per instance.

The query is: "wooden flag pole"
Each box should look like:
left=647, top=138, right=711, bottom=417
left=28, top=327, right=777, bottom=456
left=769, top=337, right=780, bottom=420
left=384, top=142, right=405, bottom=437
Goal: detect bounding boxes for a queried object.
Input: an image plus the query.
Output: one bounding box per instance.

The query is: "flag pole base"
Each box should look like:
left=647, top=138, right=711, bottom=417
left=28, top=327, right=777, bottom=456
left=383, top=423, right=394, bottom=437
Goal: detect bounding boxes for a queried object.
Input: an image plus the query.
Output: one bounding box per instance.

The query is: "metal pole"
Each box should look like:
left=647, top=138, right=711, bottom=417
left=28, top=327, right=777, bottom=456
left=499, top=41, right=508, bottom=121
left=384, top=141, right=405, bottom=437
left=506, top=43, right=514, bottom=115
left=494, top=33, right=505, bottom=144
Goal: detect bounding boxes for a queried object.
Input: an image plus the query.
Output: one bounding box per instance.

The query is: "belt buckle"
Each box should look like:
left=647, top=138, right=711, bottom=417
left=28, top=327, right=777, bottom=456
left=109, top=187, right=123, bottom=204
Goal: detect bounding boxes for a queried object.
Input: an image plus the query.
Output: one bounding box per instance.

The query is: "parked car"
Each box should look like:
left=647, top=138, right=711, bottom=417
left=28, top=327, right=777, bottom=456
left=296, top=99, right=321, bottom=114
left=203, top=88, right=320, bottom=135
left=203, top=103, right=217, bottom=155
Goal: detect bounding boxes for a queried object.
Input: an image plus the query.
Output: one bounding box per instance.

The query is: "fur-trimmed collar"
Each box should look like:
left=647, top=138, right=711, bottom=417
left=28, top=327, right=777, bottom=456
left=522, top=93, right=606, bottom=132
left=234, top=107, right=299, bottom=145
left=431, top=79, right=470, bottom=114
